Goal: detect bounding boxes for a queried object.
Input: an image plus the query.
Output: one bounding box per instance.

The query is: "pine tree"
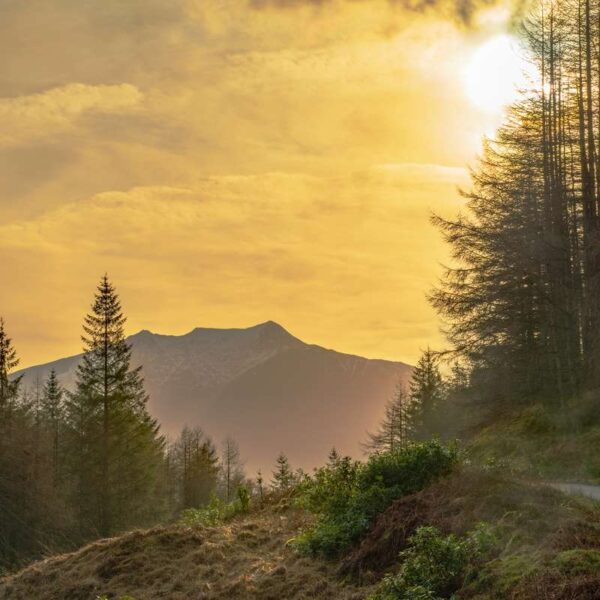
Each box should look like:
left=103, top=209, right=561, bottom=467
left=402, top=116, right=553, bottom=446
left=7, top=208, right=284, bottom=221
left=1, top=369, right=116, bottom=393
left=272, top=453, right=293, bottom=491
left=0, top=318, right=26, bottom=564
left=65, top=275, right=165, bottom=537
left=406, top=349, right=445, bottom=441
left=40, top=370, right=64, bottom=486
left=0, top=318, right=21, bottom=418
left=363, top=385, right=408, bottom=454
left=327, top=447, right=341, bottom=465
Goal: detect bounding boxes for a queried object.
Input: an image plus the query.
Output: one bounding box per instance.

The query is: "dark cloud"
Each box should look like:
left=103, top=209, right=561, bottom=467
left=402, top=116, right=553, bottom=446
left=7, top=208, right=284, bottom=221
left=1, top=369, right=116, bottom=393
left=250, top=0, right=506, bottom=25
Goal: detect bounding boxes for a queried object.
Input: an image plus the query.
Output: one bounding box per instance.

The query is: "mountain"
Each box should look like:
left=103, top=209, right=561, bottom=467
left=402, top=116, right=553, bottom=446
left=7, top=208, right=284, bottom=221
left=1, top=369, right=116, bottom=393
left=16, top=321, right=412, bottom=472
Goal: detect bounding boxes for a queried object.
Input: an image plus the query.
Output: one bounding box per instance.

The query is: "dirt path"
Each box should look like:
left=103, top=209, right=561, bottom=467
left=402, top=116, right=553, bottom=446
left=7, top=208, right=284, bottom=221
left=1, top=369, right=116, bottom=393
left=548, top=482, right=600, bottom=501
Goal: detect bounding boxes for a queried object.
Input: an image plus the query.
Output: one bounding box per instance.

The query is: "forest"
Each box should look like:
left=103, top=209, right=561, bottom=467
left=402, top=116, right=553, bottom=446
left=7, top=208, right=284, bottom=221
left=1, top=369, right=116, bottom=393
left=0, top=276, right=443, bottom=571
left=2, top=0, right=600, bottom=596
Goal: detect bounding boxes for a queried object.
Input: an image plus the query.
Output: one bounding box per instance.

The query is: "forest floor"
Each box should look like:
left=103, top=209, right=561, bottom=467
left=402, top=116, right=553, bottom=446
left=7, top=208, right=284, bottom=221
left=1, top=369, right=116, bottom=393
left=0, top=506, right=374, bottom=600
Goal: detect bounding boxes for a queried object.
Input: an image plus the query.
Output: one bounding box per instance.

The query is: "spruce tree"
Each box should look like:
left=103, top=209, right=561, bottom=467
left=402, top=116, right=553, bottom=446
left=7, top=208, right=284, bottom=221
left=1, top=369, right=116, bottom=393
left=272, top=453, right=293, bottom=491
left=0, top=318, right=25, bottom=564
left=40, top=370, right=64, bottom=486
left=65, top=275, right=165, bottom=537
left=327, top=447, right=341, bottom=465
left=406, top=349, right=445, bottom=441
left=0, top=318, right=21, bottom=418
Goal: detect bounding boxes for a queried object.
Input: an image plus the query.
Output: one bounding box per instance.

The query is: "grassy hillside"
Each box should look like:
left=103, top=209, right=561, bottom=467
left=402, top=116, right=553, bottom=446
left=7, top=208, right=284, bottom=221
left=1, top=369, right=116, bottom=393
left=0, top=507, right=374, bottom=600
left=1, top=442, right=599, bottom=600
left=467, top=397, right=600, bottom=483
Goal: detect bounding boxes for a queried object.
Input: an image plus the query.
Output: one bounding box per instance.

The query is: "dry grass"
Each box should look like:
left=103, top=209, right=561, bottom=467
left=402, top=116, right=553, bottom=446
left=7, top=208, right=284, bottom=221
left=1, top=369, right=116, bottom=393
left=0, top=508, right=373, bottom=600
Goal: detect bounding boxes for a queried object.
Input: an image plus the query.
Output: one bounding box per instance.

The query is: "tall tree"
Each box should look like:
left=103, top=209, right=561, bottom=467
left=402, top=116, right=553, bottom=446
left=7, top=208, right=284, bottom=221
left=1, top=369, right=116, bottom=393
left=40, top=370, right=64, bottom=486
left=65, top=275, right=165, bottom=537
left=0, top=318, right=26, bottom=565
left=0, top=318, right=21, bottom=419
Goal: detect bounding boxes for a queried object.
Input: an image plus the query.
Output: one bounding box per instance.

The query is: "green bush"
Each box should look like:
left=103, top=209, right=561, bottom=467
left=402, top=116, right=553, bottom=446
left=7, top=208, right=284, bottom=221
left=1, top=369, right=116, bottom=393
left=369, top=524, right=496, bottom=600
left=179, top=489, right=251, bottom=528
left=294, top=441, right=459, bottom=558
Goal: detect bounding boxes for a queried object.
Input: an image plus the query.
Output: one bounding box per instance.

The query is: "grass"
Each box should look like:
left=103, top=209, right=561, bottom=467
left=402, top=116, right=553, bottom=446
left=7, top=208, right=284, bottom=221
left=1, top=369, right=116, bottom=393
left=467, top=397, right=600, bottom=483
left=0, top=505, right=375, bottom=600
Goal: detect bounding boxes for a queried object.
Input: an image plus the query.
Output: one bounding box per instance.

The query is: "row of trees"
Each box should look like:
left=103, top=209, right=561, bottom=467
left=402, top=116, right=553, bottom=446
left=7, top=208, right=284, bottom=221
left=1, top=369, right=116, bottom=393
left=367, top=0, right=600, bottom=445
left=0, top=276, right=295, bottom=570
left=431, top=0, right=600, bottom=405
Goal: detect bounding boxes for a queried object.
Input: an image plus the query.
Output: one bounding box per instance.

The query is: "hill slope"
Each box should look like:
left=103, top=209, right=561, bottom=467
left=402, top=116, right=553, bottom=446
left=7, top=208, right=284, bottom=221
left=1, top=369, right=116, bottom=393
left=16, top=321, right=412, bottom=471
left=0, top=508, right=373, bottom=600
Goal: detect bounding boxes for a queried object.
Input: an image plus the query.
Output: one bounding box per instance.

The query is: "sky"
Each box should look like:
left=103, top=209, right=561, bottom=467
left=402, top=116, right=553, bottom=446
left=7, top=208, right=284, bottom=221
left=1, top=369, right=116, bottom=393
left=0, top=0, right=524, bottom=368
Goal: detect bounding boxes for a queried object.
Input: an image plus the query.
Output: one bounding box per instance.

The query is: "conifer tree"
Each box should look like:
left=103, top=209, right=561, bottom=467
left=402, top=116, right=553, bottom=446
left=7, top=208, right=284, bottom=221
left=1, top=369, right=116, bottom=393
left=0, top=318, right=21, bottom=418
left=363, top=385, right=408, bottom=454
left=65, top=275, right=165, bottom=537
left=327, top=447, right=341, bottom=465
left=406, top=350, right=445, bottom=441
left=40, top=370, right=64, bottom=486
left=272, top=453, right=293, bottom=491
left=0, top=318, right=25, bottom=564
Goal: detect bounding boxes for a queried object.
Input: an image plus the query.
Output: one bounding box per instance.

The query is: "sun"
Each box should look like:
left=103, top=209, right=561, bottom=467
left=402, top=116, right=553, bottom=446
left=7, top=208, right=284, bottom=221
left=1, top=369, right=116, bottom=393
left=464, top=34, right=532, bottom=114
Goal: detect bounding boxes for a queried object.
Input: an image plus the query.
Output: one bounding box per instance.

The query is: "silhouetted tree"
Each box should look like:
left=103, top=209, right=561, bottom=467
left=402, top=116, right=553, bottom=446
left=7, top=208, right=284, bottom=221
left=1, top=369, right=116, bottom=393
left=65, top=275, right=165, bottom=537
left=364, top=385, right=408, bottom=453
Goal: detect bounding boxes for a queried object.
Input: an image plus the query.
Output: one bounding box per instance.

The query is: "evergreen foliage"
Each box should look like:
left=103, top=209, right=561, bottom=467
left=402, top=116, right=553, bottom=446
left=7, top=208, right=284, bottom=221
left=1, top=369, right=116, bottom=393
left=432, top=0, right=600, bottom=403
left=369, top=524, right=496, bottom=600
left=406, top=350, right=445, bottom=441
left=272, top=453, right=294, bottom=491
left=295, top=441, right=459, bottom=558
left=64, top=276, right=165, bottom=537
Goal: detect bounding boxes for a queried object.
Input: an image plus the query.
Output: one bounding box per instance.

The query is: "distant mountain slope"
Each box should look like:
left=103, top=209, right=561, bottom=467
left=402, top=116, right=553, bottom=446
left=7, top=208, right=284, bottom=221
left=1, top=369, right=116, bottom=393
left=16, top=321, right=412, bottom=472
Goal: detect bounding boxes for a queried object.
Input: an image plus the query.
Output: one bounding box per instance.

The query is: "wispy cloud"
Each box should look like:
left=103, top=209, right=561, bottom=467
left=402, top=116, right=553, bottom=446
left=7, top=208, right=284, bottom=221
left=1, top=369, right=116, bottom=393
left=0, top=83, right=143, bottom=145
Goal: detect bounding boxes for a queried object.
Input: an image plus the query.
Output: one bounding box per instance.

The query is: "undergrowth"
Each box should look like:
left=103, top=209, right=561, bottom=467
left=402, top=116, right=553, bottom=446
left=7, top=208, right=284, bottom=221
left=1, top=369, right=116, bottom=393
left=178, top=486, right=251, bottom=527
left=368, top=524, right=497, bottom=600
left=293, top=441, right=459, bottom=558
left=469, top=395, right=600, bottom=482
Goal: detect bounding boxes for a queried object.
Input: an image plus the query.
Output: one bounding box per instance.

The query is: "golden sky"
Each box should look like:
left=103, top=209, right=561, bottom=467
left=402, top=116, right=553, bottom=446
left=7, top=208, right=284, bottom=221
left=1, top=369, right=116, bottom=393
left=0, top=0, right=521, bottom=368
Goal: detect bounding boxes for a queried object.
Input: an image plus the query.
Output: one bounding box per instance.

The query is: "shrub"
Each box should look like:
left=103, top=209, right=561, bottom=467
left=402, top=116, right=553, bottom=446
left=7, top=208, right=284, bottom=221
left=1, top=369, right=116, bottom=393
left=369, top=524, right=496, bottom=600
left=179, top=490, right=251, bottom=528
left=237, top=485, right=250, bottom=512
left=294, top=441, right=459, bottom=558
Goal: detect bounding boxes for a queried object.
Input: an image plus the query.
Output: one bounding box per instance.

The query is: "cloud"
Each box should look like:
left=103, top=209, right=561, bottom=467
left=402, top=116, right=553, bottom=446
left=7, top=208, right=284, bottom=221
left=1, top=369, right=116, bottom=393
left=0, top=83, right=143, bottom=145
left=0, top=167, right=464, bottom=367
left=249, top=0, right=505, bottom=25
left=0, top=0, right=507, bottom=367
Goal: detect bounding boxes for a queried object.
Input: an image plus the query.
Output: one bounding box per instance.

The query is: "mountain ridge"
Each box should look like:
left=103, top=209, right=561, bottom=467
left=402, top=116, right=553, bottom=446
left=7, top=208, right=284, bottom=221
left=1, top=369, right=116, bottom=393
left=16, top=321, right=412, bottom=471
